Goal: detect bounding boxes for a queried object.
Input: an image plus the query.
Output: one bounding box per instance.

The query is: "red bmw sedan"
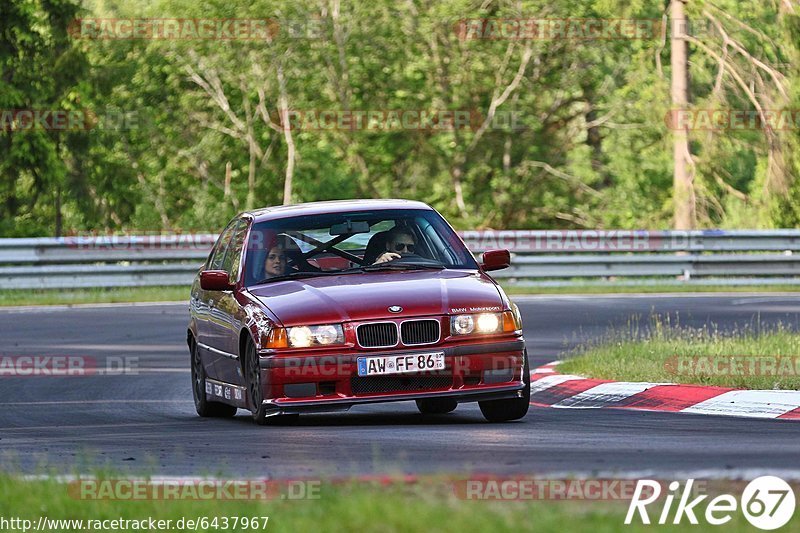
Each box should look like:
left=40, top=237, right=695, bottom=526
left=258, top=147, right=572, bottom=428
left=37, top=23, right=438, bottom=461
left=188, top=199, right=529, bottom=424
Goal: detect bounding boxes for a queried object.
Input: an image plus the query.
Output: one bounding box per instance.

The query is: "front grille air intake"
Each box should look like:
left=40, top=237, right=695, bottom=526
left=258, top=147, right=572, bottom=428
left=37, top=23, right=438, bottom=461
left=351, top=375, right=452, bottom=395
left=400, top=319, right=440, bottom=345
left=356, top=322, right=398, bottom=348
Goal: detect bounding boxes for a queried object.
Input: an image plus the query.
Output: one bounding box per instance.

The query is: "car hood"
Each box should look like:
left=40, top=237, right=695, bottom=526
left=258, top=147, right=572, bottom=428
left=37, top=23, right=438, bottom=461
left=247, top=269, right=504, bottom=326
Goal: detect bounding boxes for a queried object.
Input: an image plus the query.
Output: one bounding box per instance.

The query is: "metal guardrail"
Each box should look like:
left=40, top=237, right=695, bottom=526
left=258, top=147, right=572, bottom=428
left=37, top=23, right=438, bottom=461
left=1, top=230, right=799, bottom=289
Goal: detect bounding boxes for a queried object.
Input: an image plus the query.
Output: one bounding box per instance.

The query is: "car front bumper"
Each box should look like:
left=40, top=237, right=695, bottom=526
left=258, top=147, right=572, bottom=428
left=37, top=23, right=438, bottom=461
left=256, top=338, right=527, bottom=416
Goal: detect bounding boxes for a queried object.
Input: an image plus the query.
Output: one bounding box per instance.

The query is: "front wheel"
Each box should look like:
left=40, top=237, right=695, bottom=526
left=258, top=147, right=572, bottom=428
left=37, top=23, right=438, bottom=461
left=190, top=340, right=237, bottom=418
left=244, top=337, right=299, bottom=426
left=478, top=352, right=530, bottom=423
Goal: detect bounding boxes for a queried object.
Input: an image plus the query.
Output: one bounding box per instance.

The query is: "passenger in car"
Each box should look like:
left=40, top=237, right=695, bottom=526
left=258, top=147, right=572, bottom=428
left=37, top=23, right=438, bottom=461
left=373, top=227, right=417, bottom=264
left=263, top=245, right=288, bottom=278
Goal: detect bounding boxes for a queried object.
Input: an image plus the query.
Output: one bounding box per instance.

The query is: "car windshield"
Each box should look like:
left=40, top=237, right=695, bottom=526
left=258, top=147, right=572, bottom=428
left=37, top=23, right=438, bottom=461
left=243, top=208, right=478, bottom=286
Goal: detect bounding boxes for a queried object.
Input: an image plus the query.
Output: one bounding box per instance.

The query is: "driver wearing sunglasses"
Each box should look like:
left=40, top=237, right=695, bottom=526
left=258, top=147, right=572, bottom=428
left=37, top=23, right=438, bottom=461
left=373, top=228, right=417, bottom=264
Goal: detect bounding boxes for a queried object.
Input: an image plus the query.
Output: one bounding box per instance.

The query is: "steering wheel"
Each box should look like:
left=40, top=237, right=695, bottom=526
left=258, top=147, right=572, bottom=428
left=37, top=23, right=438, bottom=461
left=390, top=254, right=442, bottom=266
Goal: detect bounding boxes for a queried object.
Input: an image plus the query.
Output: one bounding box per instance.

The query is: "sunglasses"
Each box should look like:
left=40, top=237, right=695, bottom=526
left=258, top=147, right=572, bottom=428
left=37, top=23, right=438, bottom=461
left=393, top=242, right=415, bottom=253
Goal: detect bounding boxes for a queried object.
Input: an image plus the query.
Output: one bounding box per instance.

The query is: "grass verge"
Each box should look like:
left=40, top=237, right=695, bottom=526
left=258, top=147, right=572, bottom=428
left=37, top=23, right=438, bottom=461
left=0, top=287, right=189, bottom=307
left=0, top=475, right=784, bottom=532
left=559, top=321, right=800, bottom=389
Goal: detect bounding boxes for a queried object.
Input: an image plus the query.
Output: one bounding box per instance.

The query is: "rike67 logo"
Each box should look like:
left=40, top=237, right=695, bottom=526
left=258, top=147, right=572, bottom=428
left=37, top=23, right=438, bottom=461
left=626, top=477, right=796, bottom=530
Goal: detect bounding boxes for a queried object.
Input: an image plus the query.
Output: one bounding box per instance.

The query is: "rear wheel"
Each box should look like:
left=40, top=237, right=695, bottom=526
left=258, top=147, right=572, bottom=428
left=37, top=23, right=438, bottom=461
left=478, top=351, right=530, bottom=423
left=190, top=340, right=237, bottom=418
left=244, top=338, right=299, bottom=426
left=416, top=398, right=458, bottom=414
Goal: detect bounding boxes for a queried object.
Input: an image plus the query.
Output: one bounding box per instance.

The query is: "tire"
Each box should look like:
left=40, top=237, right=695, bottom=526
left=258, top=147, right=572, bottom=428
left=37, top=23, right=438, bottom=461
left=416, top=398, right=458, bottom=414
left=244, top=337, right=299, bottom=426
left=190, top=340, right=237, bottom=418
left=478, top=351, right=530, bottom=423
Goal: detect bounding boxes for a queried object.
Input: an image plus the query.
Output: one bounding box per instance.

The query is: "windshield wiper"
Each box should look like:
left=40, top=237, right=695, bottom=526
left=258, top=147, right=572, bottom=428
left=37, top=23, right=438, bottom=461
left=253, top=268, right=364, bottom=285
left=362, top=263, right=445, bottom=272
left=253, top=271, right=333, bottom=285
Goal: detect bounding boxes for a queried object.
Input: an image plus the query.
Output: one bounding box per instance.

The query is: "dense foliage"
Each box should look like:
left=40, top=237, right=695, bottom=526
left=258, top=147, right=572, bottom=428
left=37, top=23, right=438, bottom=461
left=1, top=0, right=798, bottom=235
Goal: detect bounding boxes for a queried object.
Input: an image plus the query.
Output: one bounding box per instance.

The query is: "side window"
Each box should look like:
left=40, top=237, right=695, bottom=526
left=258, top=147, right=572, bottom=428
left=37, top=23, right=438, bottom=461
left=208, top=220, right=238, bottom=270
left=223, top=220, right=249, bottom=283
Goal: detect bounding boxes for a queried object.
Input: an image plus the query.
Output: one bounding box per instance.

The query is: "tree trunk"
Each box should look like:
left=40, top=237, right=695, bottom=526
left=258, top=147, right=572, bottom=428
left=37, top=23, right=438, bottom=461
left=246, top=138, right=257, bottom=210
left=54, top=185, right=62, bottom=237
left=450, top=160, right=468, bottom=219
left=277, top=64, right=295, bottom=205
left=671, top=0, right=695, bottom=229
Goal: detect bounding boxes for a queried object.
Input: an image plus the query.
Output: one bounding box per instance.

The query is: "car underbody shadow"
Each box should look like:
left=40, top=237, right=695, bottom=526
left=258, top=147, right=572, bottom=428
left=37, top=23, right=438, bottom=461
left=226, top=402, right=530, bottom=427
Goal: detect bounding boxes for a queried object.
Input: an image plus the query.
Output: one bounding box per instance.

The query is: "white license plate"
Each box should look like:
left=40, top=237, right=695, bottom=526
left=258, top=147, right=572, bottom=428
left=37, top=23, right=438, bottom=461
left=357, top=352, right=445, bottom=377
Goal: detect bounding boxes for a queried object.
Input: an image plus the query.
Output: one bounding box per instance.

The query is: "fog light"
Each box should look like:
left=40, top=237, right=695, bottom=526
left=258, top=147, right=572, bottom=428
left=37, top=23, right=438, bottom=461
left=483, top=368, right=514, bottom=384
left=284, top=383, right=316, bottom=398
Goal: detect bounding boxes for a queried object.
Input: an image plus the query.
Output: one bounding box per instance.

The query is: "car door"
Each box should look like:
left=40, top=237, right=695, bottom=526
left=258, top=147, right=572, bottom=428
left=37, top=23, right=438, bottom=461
left=211, top=218, right=250, bottom=384
left=196, top=219, right=238, bottom=380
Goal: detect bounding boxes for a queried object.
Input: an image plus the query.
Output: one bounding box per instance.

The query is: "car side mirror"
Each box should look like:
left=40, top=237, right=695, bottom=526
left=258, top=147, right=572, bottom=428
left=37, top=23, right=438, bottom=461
left=481, top=249, right=511, bottom=272
left=200, top=270, right=234, bottom=291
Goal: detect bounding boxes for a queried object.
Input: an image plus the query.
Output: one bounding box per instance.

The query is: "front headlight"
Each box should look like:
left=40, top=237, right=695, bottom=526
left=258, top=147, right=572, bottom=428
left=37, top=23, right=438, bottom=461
left=451, top=312, right=503, bottom=335
left=476, top=313, right=500, bottom=333
left=452, top=314, right=475, bottom=335
left=286, top=324, right=344, bottom=348
left=450, top=310, right=520, bottom=336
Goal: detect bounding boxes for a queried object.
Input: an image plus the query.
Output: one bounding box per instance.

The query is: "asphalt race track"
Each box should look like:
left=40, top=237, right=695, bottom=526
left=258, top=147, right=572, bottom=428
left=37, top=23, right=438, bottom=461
left=1, top=294, right=799, bottom=479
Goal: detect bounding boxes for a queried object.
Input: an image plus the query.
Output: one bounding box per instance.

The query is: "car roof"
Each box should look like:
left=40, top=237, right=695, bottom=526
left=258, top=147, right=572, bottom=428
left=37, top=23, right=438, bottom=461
left=244, top=199, right=434, bottom=223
